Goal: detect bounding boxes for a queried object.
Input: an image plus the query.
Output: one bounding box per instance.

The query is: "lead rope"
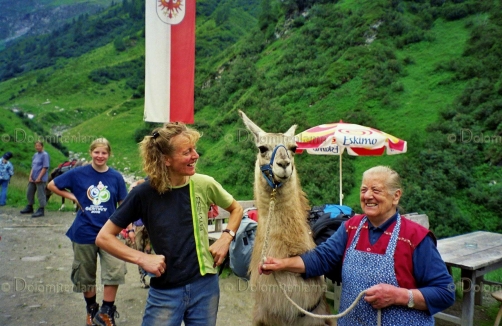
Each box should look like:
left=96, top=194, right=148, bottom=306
left=260, top=190, right=382, bottom=325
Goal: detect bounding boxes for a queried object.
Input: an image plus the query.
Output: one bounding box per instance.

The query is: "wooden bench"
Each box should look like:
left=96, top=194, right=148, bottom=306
left=402, top=212, right=429, bottom=230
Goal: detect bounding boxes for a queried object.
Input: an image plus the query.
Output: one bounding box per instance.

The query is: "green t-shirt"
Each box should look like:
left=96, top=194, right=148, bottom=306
left=110, top=173, right=234, bottom=288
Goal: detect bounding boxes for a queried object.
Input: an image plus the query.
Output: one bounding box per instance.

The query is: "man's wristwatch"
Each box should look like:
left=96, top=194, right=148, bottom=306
left=222, top=229, right=235, bottom=240
left=127, top=229, right=135, bottom=233
left=407, top=289, right=415, bottom=308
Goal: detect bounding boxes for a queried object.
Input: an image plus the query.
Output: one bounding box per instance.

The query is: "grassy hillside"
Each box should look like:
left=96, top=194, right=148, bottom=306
left=0, top=0, right=261, bottom=209
left=0, top=0, right=259, bottom=173
left=0, top=0, right=501, bottom=238
left=193, top=0, right=502, bottom=238
left=194, top=2, right=474, bottom=189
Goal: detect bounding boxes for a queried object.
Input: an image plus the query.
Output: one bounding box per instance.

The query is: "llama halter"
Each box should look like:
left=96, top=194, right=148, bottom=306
left=261, top=190, right=382, bottom=325
left=260, top=144, right=289, bottom=189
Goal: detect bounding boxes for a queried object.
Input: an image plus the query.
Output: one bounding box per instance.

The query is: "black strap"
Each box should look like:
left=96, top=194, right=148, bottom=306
left=298, top=298, right=322, bottom=317
left=218, top=255, right=230, bottom=276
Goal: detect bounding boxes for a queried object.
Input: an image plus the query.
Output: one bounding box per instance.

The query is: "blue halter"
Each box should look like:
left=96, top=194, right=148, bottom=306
left=260, top=145, right=289, bottom=189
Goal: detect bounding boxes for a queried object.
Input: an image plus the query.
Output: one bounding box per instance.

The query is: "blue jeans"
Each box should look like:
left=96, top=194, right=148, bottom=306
left=142, top=274, right=219, bottom=326
left=0, top=179, right=9, bottom=205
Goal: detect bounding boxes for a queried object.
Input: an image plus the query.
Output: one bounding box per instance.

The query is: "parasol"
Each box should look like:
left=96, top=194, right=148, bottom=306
left=296, top=121, right=407, bottom=204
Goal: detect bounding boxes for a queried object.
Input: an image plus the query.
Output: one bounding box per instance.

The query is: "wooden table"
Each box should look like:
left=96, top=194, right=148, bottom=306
left=435, top=231, right=502, bottom=326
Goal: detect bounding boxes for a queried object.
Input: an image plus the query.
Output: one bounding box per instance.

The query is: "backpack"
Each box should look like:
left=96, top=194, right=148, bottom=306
left=57, top=160, right=77, bottom=173
left=321, top=204, right=355, bottom=218
left=308, top=204, right=355, bottom=284
left=246, top=208, right=258, bottom=222
left=208, top=204, right=219, bottom=219
left=229, top=209, right=258, bottom=280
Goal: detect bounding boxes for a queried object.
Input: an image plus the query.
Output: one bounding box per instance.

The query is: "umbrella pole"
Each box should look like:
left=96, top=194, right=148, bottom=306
left=339, top=154, right=343, bottom=205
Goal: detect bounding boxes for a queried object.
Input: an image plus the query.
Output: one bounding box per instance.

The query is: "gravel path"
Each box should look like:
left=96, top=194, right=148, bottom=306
left=0, top=206, right=253, bottom=326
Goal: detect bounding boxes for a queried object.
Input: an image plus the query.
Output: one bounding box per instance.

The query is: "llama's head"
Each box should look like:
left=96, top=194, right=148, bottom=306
left=239, top=110, right=298, bottom=188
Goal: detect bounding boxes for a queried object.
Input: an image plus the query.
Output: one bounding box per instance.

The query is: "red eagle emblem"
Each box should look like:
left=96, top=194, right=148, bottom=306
left=158, top=0, right=183, bottom=19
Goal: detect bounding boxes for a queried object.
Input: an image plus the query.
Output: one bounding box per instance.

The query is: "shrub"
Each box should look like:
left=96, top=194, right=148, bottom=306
left=114, top=37, right=126, bottom=52
left=133, top=122, right=162, bottom=143
left=442, top=4, right=469, bottom=21
left=391, top=81, right=405, bottom=92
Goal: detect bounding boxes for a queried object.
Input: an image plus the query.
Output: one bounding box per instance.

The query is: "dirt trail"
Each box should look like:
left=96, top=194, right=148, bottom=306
left=0, top=206, right=253, bottom=326
left=0, top=206, right=497, bottom=326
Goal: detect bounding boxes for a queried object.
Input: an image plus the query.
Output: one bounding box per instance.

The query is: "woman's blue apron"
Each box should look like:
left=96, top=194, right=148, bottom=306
left=337, top=215, right=434, bottom=325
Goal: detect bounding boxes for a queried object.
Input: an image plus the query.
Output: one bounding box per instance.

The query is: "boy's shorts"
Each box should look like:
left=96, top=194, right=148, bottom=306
left=71, top=242, right=126, bottom=292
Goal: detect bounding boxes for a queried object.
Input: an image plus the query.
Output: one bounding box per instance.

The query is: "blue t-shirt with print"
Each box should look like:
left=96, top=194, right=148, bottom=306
left=54, top=164, right=128, bottom=244
left=32, top=151, right=50, bottom=182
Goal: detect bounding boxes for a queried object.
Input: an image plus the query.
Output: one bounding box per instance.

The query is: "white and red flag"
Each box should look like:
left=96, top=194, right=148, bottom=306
left=144, top=0, right=195, bottom=124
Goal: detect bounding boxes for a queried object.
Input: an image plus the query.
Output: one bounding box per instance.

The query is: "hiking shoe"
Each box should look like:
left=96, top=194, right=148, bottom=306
left=31, top=208, right=44, bottom=218
left=86, top=303, right=99, bottom=326
left=93, top=305, right=119, bottom=326
left=20, top=205, right=33, bottom=214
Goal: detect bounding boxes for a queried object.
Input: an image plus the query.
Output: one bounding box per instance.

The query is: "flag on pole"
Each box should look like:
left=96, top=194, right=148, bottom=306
left=144, top=0, right=195, bottom=124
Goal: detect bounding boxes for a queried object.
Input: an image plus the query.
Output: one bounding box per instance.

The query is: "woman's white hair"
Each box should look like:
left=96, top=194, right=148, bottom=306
left=363, top=166, right=402, bottom=194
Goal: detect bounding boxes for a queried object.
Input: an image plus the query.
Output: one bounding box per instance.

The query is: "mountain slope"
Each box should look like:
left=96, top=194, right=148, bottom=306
left=0, top=0, right=259, bottom=169
left=0, top=0, right=500, bottom=237
left=193, top=0, right=502, bottom=237
left=0, top=0, right=114, bottom=49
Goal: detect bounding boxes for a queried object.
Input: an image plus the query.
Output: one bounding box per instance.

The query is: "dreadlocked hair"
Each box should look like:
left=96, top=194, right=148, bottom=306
left=139, top=122, right=200, bottom=193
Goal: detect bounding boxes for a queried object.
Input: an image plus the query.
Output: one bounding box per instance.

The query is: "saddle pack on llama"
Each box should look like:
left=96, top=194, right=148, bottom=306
left=308, top=204, right=355, bottom=284
left=55, top=159, right=78, bottom=174
left=229, top=208, right=258, bottom=280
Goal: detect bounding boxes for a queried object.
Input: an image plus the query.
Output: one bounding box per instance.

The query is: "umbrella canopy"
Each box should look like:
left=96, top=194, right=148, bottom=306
left=295, top=121, right=407, bottom=205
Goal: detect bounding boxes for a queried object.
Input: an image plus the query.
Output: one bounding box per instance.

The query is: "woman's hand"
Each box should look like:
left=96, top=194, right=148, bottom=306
left=364, top=284, right=401, bottom=309
left=260, top=256, right=306, bottom=275
left=260, top=257, right=284, bottom=275
left=209, top=233, right=232, bottom=267
left=128, top=230, right=136, bottom=244
left=139, top=253, right=166, bottom=277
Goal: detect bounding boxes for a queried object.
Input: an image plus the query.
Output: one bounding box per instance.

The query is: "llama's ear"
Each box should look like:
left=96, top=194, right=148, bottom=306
left=239, top=110, right=266, bottom=141
left=284, top=124, right=297, bottom=137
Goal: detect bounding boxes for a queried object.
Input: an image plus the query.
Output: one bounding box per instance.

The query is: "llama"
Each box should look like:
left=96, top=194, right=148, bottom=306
left=45, top=159, right=87, bottom=211
left=239, top=111, right=332, bottom=326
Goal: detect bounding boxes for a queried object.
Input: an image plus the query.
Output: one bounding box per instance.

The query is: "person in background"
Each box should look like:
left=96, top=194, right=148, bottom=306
left=260, top=165, right=455, bottom=326
left=20, top=141, right=50, bottom=217
left=124, top=218, right=152, bottom=288
left=0, top=152, right=14, bottom=206
left=120, top=178, right=152, bottom=288
left=96, top=122, right=243, bottom=326
left=47, top=138, right=128, bottom=326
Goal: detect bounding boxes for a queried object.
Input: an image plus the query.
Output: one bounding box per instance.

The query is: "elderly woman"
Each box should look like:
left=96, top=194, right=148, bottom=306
left=261, top=166, right=454, bottom=325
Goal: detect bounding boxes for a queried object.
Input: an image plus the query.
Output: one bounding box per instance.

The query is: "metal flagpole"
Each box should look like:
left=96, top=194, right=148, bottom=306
left=339, top=153, right=343, bottom=205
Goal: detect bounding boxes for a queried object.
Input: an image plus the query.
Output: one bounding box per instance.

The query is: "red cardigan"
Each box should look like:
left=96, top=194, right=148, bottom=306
left=344, top=214, right=434, bottom=289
